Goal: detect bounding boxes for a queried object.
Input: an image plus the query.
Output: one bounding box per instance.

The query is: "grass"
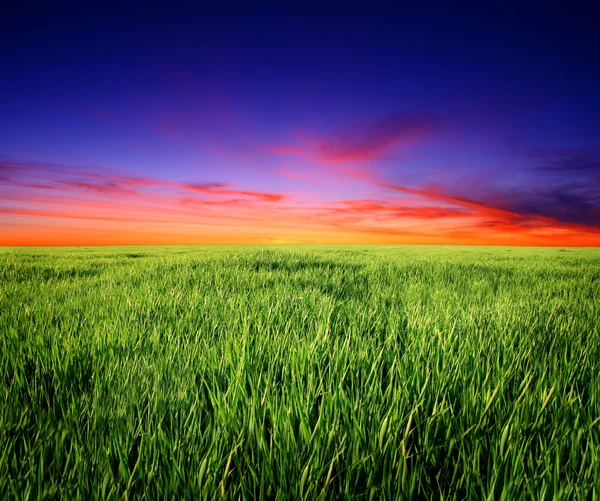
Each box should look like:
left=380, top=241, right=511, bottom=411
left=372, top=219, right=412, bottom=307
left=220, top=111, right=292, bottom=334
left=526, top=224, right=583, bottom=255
left=0, top=245, right=599, bottom=499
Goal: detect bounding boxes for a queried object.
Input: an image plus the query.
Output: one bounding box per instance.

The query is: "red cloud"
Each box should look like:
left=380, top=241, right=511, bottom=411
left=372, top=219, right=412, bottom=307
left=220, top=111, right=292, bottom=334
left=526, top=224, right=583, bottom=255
left=3, top=158, right=600, bottom=246
left=378, top=182, right=600, bottom=237
left=322, top=199, right=471, bottom=220
left=181, top=183, right=286, bottom=202
left=380, top=183, right=526, bottom=222
left=265, top=113, right=437, bottom=164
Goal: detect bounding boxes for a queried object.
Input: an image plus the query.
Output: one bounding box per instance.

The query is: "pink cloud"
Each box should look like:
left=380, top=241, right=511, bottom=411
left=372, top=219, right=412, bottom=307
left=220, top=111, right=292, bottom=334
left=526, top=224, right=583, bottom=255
left=3, top=157, right=600, bottom=246
left=0, top=159, right=287, bottom=203
left=264, top=113, right=437, bottom=164
left=264, top=146, right=307, bottom=155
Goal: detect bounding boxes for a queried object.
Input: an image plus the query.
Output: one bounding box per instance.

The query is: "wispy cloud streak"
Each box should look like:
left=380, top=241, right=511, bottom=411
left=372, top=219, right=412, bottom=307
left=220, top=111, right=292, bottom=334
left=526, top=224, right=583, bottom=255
left=2, top=149, right=600, bottom=246
left=265, top=113, right=437, bottom=163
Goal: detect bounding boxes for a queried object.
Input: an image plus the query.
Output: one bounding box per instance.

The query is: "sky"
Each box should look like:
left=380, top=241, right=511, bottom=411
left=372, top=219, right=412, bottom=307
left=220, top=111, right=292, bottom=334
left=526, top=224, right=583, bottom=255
left=1, top=4, right=599, bottom=246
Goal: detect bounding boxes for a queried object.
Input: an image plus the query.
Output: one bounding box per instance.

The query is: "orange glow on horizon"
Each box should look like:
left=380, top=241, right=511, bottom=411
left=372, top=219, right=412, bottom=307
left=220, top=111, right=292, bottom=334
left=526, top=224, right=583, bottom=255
left=2, top=159, right=599, bottom=247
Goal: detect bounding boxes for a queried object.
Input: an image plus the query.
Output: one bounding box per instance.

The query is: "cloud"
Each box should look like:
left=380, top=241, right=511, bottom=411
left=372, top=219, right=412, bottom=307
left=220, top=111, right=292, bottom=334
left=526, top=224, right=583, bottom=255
left=181, top=182, right=286, bottom=202
left=313, top=113, right=437, bottom=163
left=380, top=183, right=527, bottom=223
left=537, top=162, right=600, bottom=173
left=385, top=178, right=600, bottom=230
left=2, top=155, right=600, bottom=246
left=524, top=147, right=600, bottom=175
left=0, top=158, right=287, bottom=203
left=264, top=146, right=306, bottom=156
left=265, top=112, right=438, bottom=164
left=320, top=199, right=472, bottom=222
left=58, top=180, right=138, bottom=195
left=492, top=185, right=600, bottom=228
left=0, top=206, right=170, bottom=224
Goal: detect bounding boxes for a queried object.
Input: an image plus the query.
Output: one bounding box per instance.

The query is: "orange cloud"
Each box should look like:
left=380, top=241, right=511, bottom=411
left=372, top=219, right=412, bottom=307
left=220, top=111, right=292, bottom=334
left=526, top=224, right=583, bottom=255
left=2, top=158, right=600, bottom=246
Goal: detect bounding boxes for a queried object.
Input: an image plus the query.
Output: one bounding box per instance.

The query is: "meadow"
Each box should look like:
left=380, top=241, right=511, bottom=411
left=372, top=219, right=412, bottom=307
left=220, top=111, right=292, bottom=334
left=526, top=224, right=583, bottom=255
left=0, top=245, right=599, bottom=500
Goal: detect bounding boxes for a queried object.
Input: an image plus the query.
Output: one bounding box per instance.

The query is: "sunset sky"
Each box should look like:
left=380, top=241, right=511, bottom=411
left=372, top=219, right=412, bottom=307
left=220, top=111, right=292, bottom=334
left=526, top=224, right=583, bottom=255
left=1, top=4, right=599, bottom=246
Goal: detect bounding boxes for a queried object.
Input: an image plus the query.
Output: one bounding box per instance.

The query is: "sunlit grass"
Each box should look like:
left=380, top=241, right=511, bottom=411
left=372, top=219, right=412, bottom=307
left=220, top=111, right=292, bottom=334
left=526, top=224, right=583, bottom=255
left=1, top=245, right=599, bottom=499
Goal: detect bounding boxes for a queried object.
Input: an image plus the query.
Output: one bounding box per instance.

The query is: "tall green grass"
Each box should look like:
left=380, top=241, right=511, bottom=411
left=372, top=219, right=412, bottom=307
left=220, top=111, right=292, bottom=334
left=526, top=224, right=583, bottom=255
left=1, top=245, right=599, bottom=499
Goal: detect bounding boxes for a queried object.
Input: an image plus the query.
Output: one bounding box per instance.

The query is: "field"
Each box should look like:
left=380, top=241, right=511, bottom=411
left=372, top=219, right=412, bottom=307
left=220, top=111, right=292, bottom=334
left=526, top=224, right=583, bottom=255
left=1, top=245, right=599, bottom=499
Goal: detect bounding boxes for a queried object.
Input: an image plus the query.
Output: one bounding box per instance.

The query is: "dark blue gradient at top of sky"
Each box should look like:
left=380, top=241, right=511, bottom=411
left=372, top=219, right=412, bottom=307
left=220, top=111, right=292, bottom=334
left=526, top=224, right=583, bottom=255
left=4, top=4, right=599, bottom=109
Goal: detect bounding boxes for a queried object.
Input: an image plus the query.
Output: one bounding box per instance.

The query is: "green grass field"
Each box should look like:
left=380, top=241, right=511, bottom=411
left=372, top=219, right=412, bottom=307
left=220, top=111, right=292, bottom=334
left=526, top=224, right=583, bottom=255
left=1, top=245, right=599, bottom=499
